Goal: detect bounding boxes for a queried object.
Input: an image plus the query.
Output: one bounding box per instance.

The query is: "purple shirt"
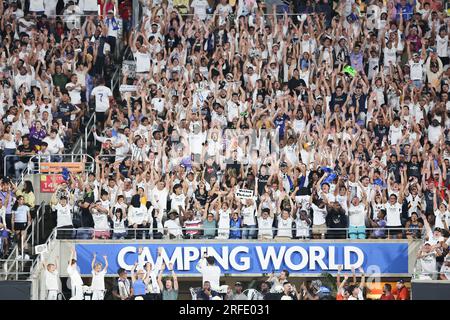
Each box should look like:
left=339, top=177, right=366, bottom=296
left=29, top=127, right=47, bottom=147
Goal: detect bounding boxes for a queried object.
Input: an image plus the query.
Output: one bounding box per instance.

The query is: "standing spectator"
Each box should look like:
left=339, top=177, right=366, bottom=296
left=112, top=268, right=131, bottom=300
left=196, top=254, right=221, bottom=291
left=157, top=263, right=179, bottom=300
left=379, top=283, right=395, bottom=300
left=91, top=253, right=108, bottom=300
left=395, top=280, right=410, bottom=300
left=91, top=78, right=113, bottom=130
left=67, top=248, right=84, bottom=300
left=43, top=256, right=60, bottom=300
left=11, top=195, right=31, bottom=252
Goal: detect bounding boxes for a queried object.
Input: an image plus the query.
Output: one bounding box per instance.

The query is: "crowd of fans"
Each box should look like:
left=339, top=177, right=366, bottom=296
left=38, top=0, right=450, bottom=281
left=1, top=0, right=450, bottom=298
left=0, top=0, right=132, bottom=180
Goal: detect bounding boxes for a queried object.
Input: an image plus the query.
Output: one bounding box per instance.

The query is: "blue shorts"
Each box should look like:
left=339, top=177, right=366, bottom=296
left=349, top=226, right=366, bottom=239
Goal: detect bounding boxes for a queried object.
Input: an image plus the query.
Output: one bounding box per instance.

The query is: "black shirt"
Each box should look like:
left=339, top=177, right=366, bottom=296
left=407, top=161, right=422, bottom=179
left=257, top=174, right=270, bottom=195
left=374, top=124, right=389, bottom=142
left=330, top=92, right=347, bottom=113
left=17, top=144, right=34, bottom=163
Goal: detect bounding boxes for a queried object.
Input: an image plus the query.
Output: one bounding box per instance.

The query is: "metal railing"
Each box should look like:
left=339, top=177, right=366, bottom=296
left=2, top=201, right=46, bottom=280
left=44, top=226, right=422, bottom=241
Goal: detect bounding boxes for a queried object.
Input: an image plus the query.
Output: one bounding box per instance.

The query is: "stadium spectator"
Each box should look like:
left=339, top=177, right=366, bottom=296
left=380, top=283, right=395, bottom=300
left=67, top=248, right=84, bottom=300
left=395, top=280, right=410, bottom=300
left=91, top=253, right=108, bottom=300
left=112, top=267, right=131, bottom=300
left=157, top=262, right=179, bottom=300
left=43, top=256, right=60, bottom=300
left=196, top=254, right=221, bottom=291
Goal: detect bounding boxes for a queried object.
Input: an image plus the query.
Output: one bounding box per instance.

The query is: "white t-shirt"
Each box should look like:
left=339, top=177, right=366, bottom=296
left=91, top=85, right=113, bottom=112
left=190, top=0, right=209, bottom=20
left=436, top=34, right=449, bottom=58
left=45, top=270, right=59, bottom=291
left=92, top=212, right=110, bottom=231
left=67, top=265, right=83, bottom=286
left=242, top=205, right=256, bottom=226
left=170, top=193, right=186, bottom=213
left=43, top=136, right=64, bottom=155
left=419, top=251, right=437, bottom=277
left=134, top=51, right=151, bottom=73
left=30, top=0, right=45, bottom=12
left=66, top=82, right=82, bottom=105
left=91, top=269, right=106, bottom=291
left=348, top=204, right=366, bottom=227
left=311, top=203, right=327, bottom=225
left=409, top=59, right=424, bottom=81
left=257, top=217, right=274, bottom=238
left=385, top=202, right=402, bottom=226
left=164, top=218, right=183, bottom=237
left=196, top=259, right=221, bottom=290
left=52, top=203, right=73, bottom=228
left=277, top=216, right=293, bottom=238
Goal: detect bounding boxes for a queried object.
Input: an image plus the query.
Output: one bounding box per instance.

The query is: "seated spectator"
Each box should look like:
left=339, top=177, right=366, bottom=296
left=196, top=281, right=220, bottom=300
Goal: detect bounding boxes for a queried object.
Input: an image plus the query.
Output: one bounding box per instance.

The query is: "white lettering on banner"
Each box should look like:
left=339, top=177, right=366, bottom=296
left=229, top=246, right=250, bottom=271
left=344, top=247, right=364, bottom=269
left=207, top=247, right=229, bottom=270
left=235, top=189, right=254, bottom=199
left=117, top=246, right=136, bottom=270
left=115, top=245, right=368, bottom=273
left=284, top=246, right=308, bottom=271
left=141, top=247, right=156, bottom=266
left=328, top=247, right=339, bottom=270
left=309, top=246, right=328, bottom=270
left=255, top=246, right=286, bottom=270
left=160, top=247, right=183, bottom=269
left=183, top=247, right=200, bottom=270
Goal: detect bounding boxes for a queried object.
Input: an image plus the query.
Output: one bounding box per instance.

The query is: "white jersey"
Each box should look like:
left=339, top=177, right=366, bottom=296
left=52, top=203, right=73, bottom=228
left=45, top=270, right=59, bottom=291
left=385, top=202, right=402, bottom=226
left=348, top=204, right=366, bottom=227
left=257, top=217, right=274, bottom=238
left=67, top=265, right=83, bottom=286
left=277, top=217, right=293, bottom=238
left=91, top=85, right=113, bottom=112
left=91, top=269, right=106, bottom=291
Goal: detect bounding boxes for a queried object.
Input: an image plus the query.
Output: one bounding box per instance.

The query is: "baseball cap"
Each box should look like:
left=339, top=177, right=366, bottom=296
left=235, top=282, right=243, bottom=286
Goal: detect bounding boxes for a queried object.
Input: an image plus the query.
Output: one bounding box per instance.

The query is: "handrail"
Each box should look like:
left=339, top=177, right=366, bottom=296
left=47, top=226, right=422, bottom=241
left=84, top=113, right=97, bottom=154
left=2, top=201, right=45, bottom=280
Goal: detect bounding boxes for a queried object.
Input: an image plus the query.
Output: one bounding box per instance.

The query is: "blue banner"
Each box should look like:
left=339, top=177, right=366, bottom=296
left=74, top=242, right=409, bottom=275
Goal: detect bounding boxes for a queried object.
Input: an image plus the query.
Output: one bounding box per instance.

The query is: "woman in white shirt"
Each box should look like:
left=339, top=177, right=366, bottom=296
left=12, top=196, right=31, bottom=251
left=276, top=207, right=294, bottom=239
left=91, top=253, right=108, bottom=300
left=128, top=195, right=151, bottom=239
left=216, top=201, right=231, bottom=239
left=110, top=208, right=128, bottom=240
